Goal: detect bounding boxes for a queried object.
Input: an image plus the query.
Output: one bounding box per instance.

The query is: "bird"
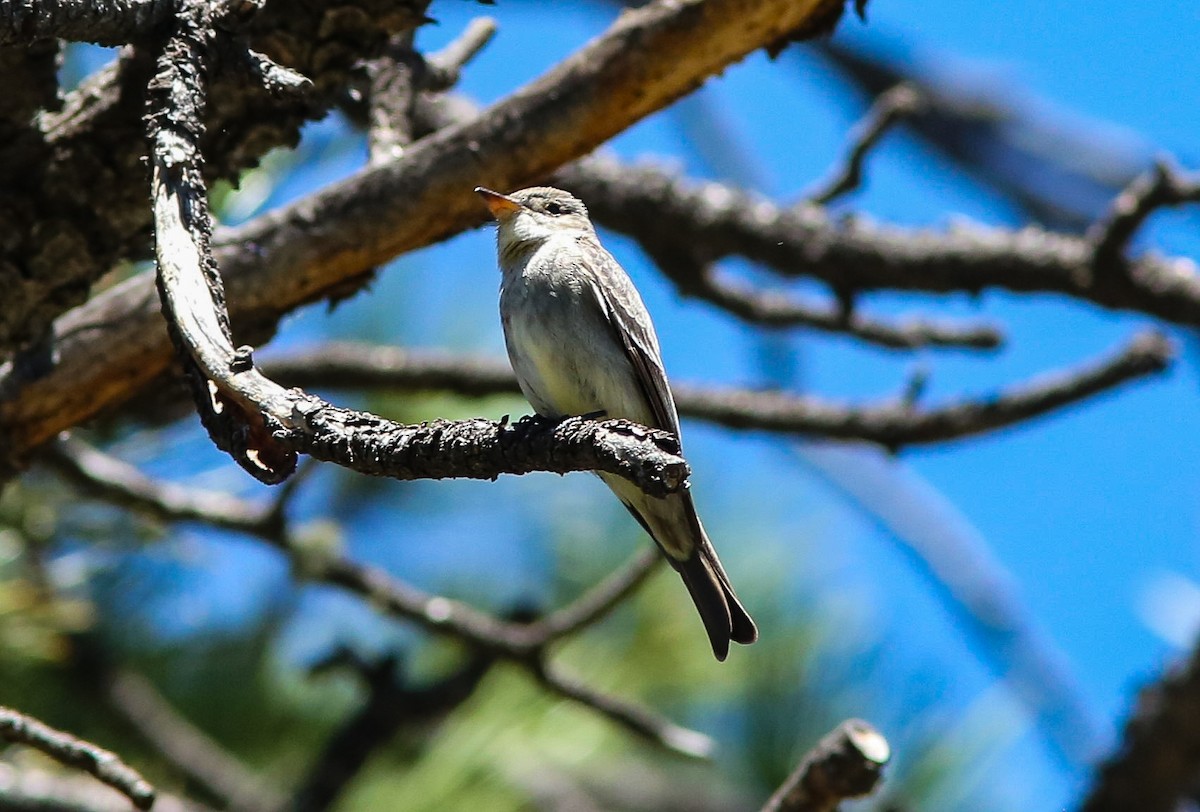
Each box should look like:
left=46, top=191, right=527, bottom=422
left=476, top=185, right=757, bottom=660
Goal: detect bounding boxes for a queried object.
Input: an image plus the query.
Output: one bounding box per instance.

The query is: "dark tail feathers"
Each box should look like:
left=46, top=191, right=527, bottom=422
left=677, top=546, right=757, bottom=661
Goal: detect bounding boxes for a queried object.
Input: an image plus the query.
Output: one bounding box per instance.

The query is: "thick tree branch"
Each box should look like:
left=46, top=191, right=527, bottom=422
left=0, top=705, right=156, bottom=810
left=760, top=720, right=890, bottom=812
left=259, top=332, right=1171, bottom=450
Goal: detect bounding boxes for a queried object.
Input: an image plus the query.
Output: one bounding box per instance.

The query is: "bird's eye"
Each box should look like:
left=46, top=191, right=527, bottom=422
left=545, top=202, right=563, bottom=215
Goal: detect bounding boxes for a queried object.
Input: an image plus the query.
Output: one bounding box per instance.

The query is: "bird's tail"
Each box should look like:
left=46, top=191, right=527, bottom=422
left=677, top=534, right=758, bottom=661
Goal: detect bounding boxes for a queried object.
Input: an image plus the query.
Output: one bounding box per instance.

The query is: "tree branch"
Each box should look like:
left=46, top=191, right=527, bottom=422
left=1088, top=159, right=1200, bottom=267
left=292, top=649, right=495, bottom=812
left=259, top=331, right=1171, bottom=451
left=760, top=719, right=890, bottom=812
left=0, top=705, right=156, bottom=810
left=562, top=156, right=1200, bottom=326
left=46, top=437, right=709, bottom=760
left=0, top=0, right=856, bottom=468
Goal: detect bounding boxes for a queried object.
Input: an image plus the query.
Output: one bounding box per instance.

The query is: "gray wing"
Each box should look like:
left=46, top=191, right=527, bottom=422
left=578, top=238, right=682, bottom=440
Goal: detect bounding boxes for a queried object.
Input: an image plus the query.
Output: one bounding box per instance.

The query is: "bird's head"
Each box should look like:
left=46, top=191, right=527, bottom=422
left=476, top=186, right=594, bottom=257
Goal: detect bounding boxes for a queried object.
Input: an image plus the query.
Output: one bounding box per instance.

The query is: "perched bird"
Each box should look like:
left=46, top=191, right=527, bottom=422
left=476, top=185, right=757, bottom=660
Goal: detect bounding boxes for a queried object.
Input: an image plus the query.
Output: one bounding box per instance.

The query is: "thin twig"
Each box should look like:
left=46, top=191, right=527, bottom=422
left=682, top=261, right=1001, bottom=350
left=1088, top=159, right=1200, bottom=266
left=0, top=705, right=156, bottom=810
left=805, top=83, right=924, bottom=205
left=534, top=548, right=663, bottom=641
left=423, top=16, right=498, bottom=92
left=533, top=664, right=716, bottom=760
left=760, top=719, right=890, bottom=812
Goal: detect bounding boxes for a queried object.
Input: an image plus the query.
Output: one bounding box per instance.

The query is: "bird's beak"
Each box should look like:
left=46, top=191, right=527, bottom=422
left=475, top=187, right=523, bottom=219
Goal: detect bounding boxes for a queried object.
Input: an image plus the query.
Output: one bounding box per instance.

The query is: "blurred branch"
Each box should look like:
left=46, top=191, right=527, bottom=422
left=534, top=548, right=663, bottom=641
left=635, top=235, right=1002, bottom=351
left=811, top=40, right=1150, bottom=232
left=1078, top=636, right=1200, bottom=812
left=46, top=437, right=711, bottom=760
left=760, top=720, right=890, bottom=812
left=805, top=83, right=925, bottom=205
left=365, top=30, right=420, bottom=164
left=102, top=668, right=284, bottom=812
left=562, top=156, right=1200, bottom=328
left=0, top=705, right=156, bottom=810
left=261, top=331, right=1171, bottom=451
left=0, top=766, right=212, bottom=812
left=362, top=17, right=497, bottom=164
left=423, top=16, right=499, bottom=92
left=293, top=649, right=495, bottom=812
left=532, top=664, right=714, bottom=760
left=1088, top=159, right=1200, bottom=266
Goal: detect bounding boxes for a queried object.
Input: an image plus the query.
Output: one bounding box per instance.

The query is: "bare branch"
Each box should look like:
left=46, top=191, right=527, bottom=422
left=1088, top=159, right=1200, bottom=266
left=104, top=669, right=284, bottom=812
left=533, top=664, right=716, bottom=760
left=662, top=256, right=1002, bottom=350
left=760, top=719, right=890, bottom=812
left=672, top=330, right=1171, bottom=449
left=1078, top=638, right=1200, bottom=812
left=0, top=705, right=156, bottom=810
left=293, top=650, right=494, bottom=812
left=561, top=156, right=1200, bottom=327
left=805, top=83, right=925, bottom=205
left=534, top=548, right=663, bottom=641
left=260, top=331, right=1171, bottom=451
left=423, top=16, right=498, bottom=92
